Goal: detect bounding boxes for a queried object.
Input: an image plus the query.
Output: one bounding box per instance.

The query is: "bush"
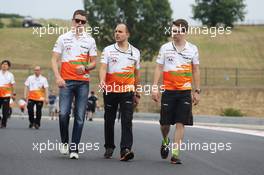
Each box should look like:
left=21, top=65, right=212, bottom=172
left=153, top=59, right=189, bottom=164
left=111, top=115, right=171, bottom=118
left=0, top=19, right=4, bottom=28
left=47, top=23, right=57, bottom=27
left=7, top=18, right=22, bottom=28
left=220, top=108, right=244, bottom=117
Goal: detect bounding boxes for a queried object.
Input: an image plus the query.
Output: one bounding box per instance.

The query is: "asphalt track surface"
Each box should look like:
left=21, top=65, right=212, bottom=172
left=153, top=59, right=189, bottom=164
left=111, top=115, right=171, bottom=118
left=0, top=118, right=263, bottom=175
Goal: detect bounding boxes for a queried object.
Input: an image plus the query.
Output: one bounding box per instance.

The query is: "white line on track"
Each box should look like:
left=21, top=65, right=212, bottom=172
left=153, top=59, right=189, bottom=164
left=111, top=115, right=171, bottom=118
left=12, top=116, right=264, bottom=137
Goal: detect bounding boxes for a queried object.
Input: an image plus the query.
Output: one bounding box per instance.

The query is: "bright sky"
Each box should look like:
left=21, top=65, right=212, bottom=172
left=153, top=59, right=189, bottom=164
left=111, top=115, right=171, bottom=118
left=0, top=0, right=263, bottom=24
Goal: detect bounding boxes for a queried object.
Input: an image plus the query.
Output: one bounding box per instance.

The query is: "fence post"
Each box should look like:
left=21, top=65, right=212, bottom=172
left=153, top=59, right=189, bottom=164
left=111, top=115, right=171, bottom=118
left=204, top=67, right=208, bottom=86
left=235, top=68, right=239, bottom=86
left=145, top=65, right=148, bottom=84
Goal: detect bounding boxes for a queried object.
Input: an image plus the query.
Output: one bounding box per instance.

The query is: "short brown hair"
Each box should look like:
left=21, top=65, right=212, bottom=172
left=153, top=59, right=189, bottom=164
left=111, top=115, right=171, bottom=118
left=72, top=10, right=88, bottom=20
left=116, top=23, right=131, bottom=34
left=172, top=19, right=189, bottom=32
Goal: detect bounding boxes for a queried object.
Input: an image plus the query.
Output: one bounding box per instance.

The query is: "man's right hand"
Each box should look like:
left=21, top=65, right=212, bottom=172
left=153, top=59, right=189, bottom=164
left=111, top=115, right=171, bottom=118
left=56, top=76, right=66, bottom=87
left=151, top=90, right=160, bottom=102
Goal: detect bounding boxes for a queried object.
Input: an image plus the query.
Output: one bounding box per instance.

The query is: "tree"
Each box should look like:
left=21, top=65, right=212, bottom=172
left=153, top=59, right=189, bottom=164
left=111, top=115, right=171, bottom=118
left=0, top=13, right=23, bottom=18
left=84, top=0, right=172, bottom=61
left=0, top=19, right=4, bottom=28
left=192, top=0, right=246, bottom=27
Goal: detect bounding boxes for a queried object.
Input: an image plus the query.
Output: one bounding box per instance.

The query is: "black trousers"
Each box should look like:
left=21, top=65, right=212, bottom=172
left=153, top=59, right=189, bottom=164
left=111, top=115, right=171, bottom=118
left=27, top=99, right=43, bottom=126
left=103, top=92, right=134, bottom=151
left=0, top=97, right=10, bottom=126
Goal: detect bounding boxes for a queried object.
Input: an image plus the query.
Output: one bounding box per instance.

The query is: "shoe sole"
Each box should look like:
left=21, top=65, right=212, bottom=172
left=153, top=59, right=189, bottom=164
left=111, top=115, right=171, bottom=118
left=170, top=160, right=182, bottom=164
left=120, top=152, right=134, bottom=161
left=70, top=154, right=79, bottom=159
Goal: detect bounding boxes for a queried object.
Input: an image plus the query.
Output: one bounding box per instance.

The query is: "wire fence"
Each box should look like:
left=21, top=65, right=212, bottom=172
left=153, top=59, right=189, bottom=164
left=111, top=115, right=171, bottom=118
left=11, top=66, right=264, bottom=98
left=139, top=66, right=264, bottom=87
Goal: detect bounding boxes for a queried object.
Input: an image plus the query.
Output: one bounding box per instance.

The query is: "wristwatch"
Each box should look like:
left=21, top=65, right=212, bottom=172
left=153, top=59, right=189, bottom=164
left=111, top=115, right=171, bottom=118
left=194, top=89, right=201, bottom=94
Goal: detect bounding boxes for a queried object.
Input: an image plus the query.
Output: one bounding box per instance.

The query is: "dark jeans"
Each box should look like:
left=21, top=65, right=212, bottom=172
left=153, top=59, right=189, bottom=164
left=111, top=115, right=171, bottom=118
left=59, top=80, right=89, bottom=153
left=103, top=92, right=134, bottom=151
left=0, top=97, right=10, bottom=126
left=27, top=99, right=43, bottom=126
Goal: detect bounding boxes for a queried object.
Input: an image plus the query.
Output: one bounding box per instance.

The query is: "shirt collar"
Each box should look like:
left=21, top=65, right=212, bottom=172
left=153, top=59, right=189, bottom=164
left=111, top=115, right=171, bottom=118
left=34, top=74, right=42, bottom=79
left=172, top=40, right=189, bottom=52
left=114, top=42, right=132, bottom=54
left=0, top=70, right=8, bottom=74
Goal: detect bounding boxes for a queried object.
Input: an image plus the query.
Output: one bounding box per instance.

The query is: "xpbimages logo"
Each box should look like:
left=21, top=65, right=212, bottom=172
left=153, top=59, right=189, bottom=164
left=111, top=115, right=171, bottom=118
left=164, top=25, right=232, bottom=38
left=32, top=25, right=100, bottom=37
left=163, top=140, right=232, bottom=154
left=98, top=83, right=165, bottom=95
left=32, top=140, right=100, bottom=153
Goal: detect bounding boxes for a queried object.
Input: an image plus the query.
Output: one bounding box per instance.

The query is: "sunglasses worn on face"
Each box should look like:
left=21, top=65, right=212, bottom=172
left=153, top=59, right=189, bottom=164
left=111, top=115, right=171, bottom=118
left=172, top=30, right=186, bottom=34
left=74, top=19, right=86, bottom=25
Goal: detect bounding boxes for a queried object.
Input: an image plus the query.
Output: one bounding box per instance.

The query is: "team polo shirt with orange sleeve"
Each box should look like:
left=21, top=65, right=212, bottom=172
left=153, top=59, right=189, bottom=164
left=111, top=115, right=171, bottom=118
left=0, top=70, right=15, bottom=98
left=101, top=43, right=140, bottom=93
left=25, top=75, right=48, bottom=101
left=53, top=31, right=97, bottom=81
left=156, top=41, right=199, bottom=90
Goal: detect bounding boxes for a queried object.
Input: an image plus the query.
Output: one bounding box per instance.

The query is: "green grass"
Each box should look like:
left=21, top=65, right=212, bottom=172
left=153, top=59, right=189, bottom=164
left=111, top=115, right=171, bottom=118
left=0, top=25, right=264, bottom=96
left=189, top=26, right=264, bottom=69
left=1, top=25, right=264, bottom=69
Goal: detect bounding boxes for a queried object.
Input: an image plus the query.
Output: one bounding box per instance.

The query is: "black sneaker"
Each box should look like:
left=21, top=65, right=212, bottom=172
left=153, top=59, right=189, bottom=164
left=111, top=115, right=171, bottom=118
left=120, top=149, right=134, bottom=161
left=0, top=123, right=6, bottom=128
left=170, top=156, right=182, bottom=164
left=29, top=123, right=33, bottom=129
left=160, top=138, right=170, bottom=159
left=104, top=148, right=114, bottom=159
left=35, top=124, right=40, bottom=129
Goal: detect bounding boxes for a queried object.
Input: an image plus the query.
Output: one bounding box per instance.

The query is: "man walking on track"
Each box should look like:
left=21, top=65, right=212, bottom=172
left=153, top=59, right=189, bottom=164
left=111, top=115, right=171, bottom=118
left=24, top=66, right=49, bottom=129
left=0, top=60, right=15, bottom=128
left=86, top=91, right=98, bottom=121
left=51, top=10, right=97, bottom=159
left=152, top=19, right=201, bottom=164
left=100, top=23, right=141, bottom=161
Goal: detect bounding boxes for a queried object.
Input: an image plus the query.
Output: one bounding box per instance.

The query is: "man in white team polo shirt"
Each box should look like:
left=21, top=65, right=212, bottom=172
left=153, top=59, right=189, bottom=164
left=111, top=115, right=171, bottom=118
left=51, top=10, right=97, bottom=159
left=100, top=23, right=141, bottom=161
left=152, top=19, right=201, bottom=164
left=0, top=60, right=15, bottom=128
left=24, top=66, right=48, bottom=129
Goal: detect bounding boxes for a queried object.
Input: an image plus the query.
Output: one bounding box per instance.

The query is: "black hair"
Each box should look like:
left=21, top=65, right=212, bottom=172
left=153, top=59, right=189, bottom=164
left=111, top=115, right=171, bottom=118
left=1, top=60, right=11, bottom=67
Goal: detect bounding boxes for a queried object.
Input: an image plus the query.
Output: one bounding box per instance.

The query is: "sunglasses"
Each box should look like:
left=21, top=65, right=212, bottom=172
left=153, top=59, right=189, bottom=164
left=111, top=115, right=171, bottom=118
left=74, top=18, right=86, bottom=25
left=172, top=30, right=186, bottom=34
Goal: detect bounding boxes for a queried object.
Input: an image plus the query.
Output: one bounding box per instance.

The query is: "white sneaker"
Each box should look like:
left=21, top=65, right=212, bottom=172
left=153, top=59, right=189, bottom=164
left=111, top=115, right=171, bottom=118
left=59, top=143, right=69, bottom=155
left=69, top=152, right=79, bottom=159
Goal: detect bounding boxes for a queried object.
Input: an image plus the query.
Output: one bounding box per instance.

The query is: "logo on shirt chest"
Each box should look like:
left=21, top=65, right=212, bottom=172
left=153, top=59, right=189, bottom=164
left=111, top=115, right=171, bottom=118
left=165, top=54, right=176, bottom=64
left=110, top=57, right=119, bottom=64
